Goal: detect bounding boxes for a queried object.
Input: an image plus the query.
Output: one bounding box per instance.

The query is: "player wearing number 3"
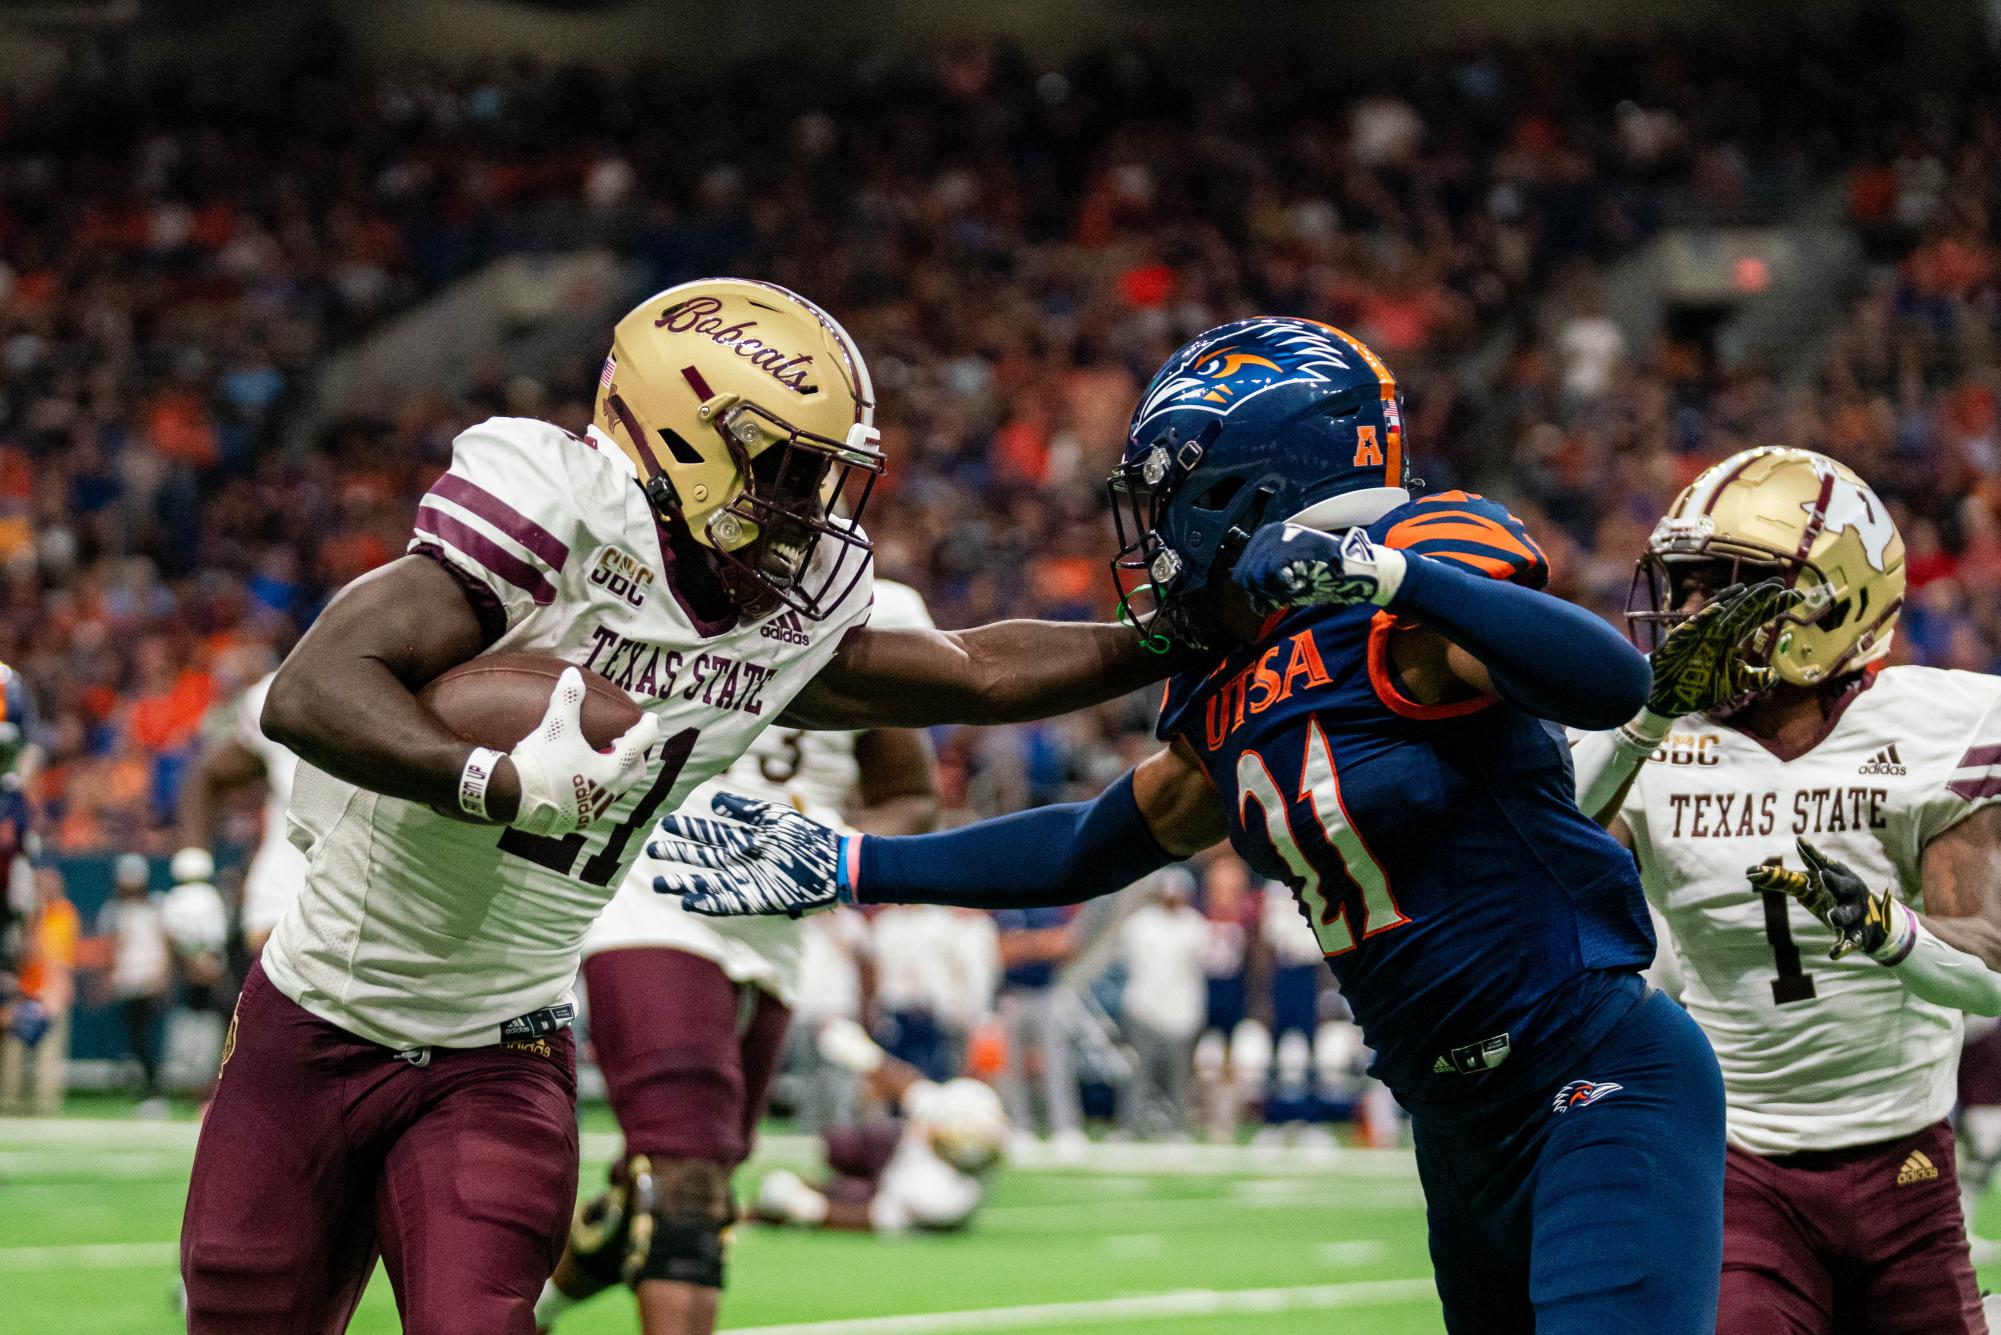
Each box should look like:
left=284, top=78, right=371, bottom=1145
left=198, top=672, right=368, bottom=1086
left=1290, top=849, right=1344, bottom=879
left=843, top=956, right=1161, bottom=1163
left=1573, top=446, right=2001, bottom=1333
left=664, top=318, right=1734, bottom=1335
left=177, top=281, right=1176, bottom=1335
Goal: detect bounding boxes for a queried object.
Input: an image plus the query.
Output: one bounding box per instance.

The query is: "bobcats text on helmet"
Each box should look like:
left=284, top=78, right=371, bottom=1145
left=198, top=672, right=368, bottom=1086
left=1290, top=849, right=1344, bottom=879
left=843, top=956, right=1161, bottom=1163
left=1628, top=447, right=1905, bottom=690
left=593, top=278, right=883, bottom=621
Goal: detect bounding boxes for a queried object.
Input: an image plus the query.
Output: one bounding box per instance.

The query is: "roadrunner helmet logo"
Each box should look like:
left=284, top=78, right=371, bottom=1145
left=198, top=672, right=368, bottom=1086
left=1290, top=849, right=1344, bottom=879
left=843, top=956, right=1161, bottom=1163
left=1551, top=1080, right=1623, bottom=1114
left=1132, top=320, right=1357, bottom=435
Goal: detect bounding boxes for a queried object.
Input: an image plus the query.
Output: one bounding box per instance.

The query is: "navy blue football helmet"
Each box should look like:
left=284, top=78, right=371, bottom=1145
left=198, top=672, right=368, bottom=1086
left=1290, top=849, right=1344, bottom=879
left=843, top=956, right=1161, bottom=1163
left=1108, top=317, right=1412, bottom=650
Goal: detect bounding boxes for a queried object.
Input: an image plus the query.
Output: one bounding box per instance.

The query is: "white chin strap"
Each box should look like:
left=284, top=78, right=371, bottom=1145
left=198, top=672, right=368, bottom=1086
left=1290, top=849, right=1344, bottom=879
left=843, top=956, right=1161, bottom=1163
left=1286, top=487, right=1409, bottom=533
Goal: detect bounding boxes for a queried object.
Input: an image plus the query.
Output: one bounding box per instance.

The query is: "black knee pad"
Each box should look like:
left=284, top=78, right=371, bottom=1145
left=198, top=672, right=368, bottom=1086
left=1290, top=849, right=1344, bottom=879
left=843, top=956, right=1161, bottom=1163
left=565, top=1153, right=665, bottom=1289
left=631, top=1157, right=736, bottom=1291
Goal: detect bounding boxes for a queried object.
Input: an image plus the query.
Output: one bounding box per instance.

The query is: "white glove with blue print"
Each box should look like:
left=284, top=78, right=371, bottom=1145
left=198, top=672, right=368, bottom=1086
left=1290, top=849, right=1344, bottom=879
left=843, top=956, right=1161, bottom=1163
left=651, top=792, right=844, bottom=919
left=1233, top=523, right=1407, bottom=614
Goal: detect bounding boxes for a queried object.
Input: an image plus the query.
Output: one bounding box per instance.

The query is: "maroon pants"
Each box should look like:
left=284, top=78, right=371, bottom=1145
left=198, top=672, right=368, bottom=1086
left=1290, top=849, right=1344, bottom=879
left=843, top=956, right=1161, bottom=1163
left=1962, top=1026, right=2001, bottom=1107
left=1718, top=1120, right=1983, bottom=1334
left=582, top=947, right=789, bottom=1165
left=180, top=964, right=579, bottom=1335
left=823, top=1120, right=904, bottom=1206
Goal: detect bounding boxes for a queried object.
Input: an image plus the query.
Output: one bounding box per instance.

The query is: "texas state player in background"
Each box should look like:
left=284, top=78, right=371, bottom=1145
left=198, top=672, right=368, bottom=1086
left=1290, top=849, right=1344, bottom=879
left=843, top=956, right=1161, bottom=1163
left=536, top=578, right=940, bottom=1335
left=662, top=318, right=1747, bottom=1335
left=1572, top=446, right=2001, bottom=1334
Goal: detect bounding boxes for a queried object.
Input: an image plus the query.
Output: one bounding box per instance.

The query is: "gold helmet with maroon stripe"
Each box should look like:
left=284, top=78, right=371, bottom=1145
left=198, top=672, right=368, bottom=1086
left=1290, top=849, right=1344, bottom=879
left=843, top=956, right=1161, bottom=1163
left=594, top=278, right=882, bottom=618
left=1629, top=447, right=1905, bottom=687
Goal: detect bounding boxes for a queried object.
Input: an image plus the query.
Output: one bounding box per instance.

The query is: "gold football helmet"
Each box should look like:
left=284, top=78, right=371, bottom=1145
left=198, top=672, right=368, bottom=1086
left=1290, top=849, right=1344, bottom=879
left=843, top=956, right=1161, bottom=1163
left=594, top=278, right=883, bottom=617
left=1629, top=446, right=1905, bottom=687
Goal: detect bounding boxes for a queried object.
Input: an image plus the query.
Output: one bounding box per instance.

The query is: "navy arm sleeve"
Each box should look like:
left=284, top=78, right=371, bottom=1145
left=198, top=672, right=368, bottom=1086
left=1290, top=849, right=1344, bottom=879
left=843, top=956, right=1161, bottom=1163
left=1389, top=552, right=1650, bottom=731
left=854, top=771, right=1175, bottom=909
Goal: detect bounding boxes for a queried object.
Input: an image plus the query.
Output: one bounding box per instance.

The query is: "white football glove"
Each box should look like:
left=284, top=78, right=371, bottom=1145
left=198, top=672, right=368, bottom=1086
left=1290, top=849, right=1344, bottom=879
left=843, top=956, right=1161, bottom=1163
left=1233, top=523, right=1408, bottom=613
left=506, top=667, right=658, bottom=837
left=817, top=1017, right=887, bottom=1075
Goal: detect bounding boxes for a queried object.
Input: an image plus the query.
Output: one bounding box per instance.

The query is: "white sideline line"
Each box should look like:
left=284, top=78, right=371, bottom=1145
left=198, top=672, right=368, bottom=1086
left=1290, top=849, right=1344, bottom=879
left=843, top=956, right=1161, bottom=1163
left=981, top=1183, right=1425, bottom=1225
left=0, top=1240, right=180, bottom=1270
left=0, top=1118, right=1420, bottom=1181
left=720, top=1279, right=1437, bottom=1334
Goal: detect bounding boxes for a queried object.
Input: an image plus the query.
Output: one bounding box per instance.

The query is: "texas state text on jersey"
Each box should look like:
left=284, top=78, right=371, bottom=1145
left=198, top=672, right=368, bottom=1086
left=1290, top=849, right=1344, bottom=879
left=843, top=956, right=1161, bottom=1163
left=1158, top=493, right=1652, bottom=1100
left=585, top=578, right=935, bottom=1003
left=260, top=416, right=874, bottom=1051
left=1621, top=665, right=2001, bottom=1154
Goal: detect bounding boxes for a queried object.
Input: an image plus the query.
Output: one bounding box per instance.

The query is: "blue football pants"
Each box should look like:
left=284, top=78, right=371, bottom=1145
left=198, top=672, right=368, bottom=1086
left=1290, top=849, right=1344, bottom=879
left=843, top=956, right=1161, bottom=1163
left=1411, top=987, right=1726, bottom=1334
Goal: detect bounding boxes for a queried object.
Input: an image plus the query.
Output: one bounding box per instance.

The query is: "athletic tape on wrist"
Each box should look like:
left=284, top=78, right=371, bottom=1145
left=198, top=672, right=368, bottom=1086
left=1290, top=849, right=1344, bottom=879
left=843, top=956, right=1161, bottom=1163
left=459, top=746, right=505, bottom=821
left=1873, top=899, right=1919, bottom=966
left=1616, top=708, right=1674, bottom=758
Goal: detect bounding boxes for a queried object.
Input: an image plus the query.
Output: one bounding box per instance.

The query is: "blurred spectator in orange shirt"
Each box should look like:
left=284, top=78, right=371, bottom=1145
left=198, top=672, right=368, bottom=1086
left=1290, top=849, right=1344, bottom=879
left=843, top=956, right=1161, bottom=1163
left=2, top=869, right=79, bottom=1114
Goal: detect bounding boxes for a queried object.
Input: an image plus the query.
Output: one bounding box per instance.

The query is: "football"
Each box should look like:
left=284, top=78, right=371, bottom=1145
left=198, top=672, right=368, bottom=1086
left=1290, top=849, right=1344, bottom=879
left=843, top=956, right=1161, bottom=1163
left=416, top=653, right=642, bottom=753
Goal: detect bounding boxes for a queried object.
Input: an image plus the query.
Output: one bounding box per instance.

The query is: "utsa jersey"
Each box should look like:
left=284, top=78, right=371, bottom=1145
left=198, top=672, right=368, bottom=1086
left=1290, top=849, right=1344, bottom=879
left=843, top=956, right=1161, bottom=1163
left=263, top=416, right=873, bottom=1050
left=1158, top=493, right=1653, bottom=1101
left=235, top=673, right=309, bottom=938
left=584, top=579, right=934, bottom=1003
left=0, top=772, right=34, bottom=963
left=1618, top=666, right=2001, bottom=1155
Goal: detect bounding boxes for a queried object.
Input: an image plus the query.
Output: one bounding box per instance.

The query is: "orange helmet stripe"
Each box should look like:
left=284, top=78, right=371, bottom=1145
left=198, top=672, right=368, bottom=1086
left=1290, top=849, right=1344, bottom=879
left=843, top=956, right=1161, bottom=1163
left=1303, top=319, right=1401, bottom=487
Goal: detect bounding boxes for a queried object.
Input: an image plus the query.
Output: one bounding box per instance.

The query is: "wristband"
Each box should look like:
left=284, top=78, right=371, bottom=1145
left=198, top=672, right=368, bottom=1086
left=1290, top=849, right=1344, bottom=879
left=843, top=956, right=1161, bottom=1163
left=836, top=835, right=861, bottom=906
left=1871, top=898, right=1919, bottom=966
left=1616, top=708, right=1674, bottom=759
left=458, top=746, right=504, bottom=821
left=1573, top=707, right=1673, bottom=820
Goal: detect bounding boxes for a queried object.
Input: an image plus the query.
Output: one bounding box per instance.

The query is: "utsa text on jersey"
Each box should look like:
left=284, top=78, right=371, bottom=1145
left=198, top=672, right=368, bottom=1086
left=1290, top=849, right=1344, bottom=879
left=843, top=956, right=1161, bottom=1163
left=1199, top=629, right=1333, bottom=749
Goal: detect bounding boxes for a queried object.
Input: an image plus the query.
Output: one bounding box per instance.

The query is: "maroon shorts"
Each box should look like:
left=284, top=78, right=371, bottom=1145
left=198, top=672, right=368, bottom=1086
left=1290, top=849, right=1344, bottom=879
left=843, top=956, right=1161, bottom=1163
left=1962, top=1027, right=2001, bottom=1108
left=582, top=947, right=789, bottom=1165
left=822, top=1120, right=904, bottom=1206
left=1718, top=1119, right=1982, bottom=1334
left=180, top=963, right=579, bottom=1335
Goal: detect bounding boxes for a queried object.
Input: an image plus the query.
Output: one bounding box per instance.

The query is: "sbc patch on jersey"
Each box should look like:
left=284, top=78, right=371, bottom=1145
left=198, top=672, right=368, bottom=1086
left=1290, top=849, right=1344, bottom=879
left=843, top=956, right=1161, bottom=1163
left=1551, top=1080, right=1623, bottom=1114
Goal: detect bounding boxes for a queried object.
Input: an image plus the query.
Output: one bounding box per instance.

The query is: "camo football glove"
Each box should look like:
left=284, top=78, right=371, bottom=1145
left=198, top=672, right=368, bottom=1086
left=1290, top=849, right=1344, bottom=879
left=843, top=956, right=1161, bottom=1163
left=504, top=667, right=659, bottom=837
left=1747, top=837, right=1910, bottom=962
left=1233, top=523, right=1407, bottom=614
left=651, top=792, right=844, bottom=918
left=1646, top=579, right=1802, bottom=720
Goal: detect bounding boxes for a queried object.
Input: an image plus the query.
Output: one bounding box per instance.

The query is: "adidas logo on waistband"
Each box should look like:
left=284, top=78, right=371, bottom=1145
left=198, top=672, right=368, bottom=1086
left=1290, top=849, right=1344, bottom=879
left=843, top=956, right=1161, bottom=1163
left=1858, top=744, right=1907, bottom=777
left=1896, top=1149, right=1939, bottom=1185
left=760, top=611, right=811, bottom=646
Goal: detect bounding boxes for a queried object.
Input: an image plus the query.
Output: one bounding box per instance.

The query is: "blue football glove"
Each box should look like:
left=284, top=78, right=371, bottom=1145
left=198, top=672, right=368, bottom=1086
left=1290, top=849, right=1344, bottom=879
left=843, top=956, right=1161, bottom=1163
left=1233, top=523, right=1408, bottom=614
left=7, top=996, right=50, bottom=1048
left=650, top=792, right=844, bottom=919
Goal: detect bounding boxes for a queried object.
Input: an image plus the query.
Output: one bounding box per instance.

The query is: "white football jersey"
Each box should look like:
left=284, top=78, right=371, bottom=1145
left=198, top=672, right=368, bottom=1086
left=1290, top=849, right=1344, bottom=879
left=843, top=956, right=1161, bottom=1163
left=261, top=417, right=873, bottom=1049
left=1619, top=666, right=2001, bottom=1155
left=235, top=673, right=310, bottom=938
left=871, top=1127, right=983, bottom=1232
left=584, top=580, right=933, bottom=1003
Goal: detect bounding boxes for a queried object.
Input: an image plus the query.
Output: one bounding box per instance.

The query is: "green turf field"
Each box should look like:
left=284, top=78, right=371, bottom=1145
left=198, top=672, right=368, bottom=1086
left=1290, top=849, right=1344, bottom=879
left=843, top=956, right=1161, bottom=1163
left=9, top=1101, right=2000, bottom=1333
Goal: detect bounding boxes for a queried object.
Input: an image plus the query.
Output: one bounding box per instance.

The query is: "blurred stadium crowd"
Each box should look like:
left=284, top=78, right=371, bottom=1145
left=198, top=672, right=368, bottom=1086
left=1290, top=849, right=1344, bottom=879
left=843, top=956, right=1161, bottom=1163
left=4, top=16, right=2001, bottom=1123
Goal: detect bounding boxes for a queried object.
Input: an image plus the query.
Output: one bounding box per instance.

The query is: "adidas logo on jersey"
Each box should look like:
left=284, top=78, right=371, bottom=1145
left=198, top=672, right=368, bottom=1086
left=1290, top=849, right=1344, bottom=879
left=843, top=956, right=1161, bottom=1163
left=1858, top=745, right=1907, bottom=777
left=761, top=611, right=811, bottom=646
left=1896, top=1150, right=1940, bottom=1185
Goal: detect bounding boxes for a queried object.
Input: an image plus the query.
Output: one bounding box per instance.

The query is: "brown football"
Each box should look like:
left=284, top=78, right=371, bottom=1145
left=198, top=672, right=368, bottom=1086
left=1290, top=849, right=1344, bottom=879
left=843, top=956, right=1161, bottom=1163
left=417, top=653, right=643, bottom=752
